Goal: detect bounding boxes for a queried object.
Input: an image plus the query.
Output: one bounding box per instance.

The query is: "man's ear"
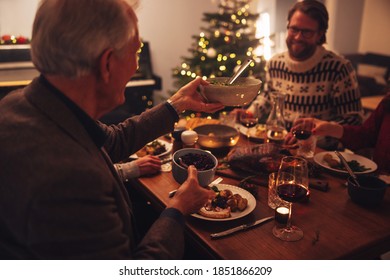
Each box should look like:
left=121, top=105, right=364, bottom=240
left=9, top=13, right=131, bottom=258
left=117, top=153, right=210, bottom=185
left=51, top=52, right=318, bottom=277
left=99, top=48, right=113, bottom=83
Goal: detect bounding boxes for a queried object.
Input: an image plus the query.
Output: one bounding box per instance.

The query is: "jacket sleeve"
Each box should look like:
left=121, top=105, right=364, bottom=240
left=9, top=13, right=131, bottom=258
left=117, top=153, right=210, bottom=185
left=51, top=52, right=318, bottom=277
left=100, top=102, right=177, bottom=163
left=340, top=96, right=386, bottom=150
left=133, top=208, right=185, bottom=260
left=25, top=161, right=185, bottom=260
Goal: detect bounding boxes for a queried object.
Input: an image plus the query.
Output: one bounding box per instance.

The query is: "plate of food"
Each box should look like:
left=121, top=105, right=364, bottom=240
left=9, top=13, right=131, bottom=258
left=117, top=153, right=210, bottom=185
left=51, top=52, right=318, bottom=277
left=313, top=151, right=377, bottom=174
left=135, top=139, right=172, bottom=158
left=191, top=184, right=256, bottom=221
left=237, top=124, right=266, bottom=142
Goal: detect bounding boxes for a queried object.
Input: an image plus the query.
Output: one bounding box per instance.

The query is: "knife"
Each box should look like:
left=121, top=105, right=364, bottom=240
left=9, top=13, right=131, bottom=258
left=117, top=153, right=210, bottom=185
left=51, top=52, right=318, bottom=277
left=210, top=216, right=274, bottom=239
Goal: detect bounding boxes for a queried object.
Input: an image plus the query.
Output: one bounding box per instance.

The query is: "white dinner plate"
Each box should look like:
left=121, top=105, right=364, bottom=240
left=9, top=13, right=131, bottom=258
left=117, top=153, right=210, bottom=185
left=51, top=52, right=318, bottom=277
left=191, top=184, right=256, bottom=221
left=153, top=139, right=172, bottom=157
left=313, top=151, right=377, bottom=174
left=132, top=139, right=172, bottom=158
left=236, top=124, right=266, bottom=142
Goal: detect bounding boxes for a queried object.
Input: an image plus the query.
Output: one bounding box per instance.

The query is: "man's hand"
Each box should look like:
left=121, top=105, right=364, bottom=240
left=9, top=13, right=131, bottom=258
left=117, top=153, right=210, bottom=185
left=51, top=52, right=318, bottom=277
left=134, top=155, right=162, bottom=176
left=169, top=77, right=225, bottom=113
left=168, top=165, right=216, bottom=216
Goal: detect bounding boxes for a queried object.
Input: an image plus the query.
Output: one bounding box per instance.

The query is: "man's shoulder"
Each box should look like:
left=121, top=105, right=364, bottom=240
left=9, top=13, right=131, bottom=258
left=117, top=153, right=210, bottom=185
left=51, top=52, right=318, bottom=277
left=320, top=47, right=350, bottom=64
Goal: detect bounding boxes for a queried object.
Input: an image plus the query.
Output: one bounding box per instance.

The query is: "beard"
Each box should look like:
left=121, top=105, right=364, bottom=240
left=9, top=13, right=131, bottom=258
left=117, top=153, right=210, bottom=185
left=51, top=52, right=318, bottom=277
left=286, top=38, right=317, bottom=61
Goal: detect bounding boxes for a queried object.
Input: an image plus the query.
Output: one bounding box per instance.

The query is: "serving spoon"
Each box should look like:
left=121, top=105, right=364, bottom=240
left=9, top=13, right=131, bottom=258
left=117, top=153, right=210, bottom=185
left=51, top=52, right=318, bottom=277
left=226, top=58, right=253, bottom=85
left=334, top=151, right=361, bottom=188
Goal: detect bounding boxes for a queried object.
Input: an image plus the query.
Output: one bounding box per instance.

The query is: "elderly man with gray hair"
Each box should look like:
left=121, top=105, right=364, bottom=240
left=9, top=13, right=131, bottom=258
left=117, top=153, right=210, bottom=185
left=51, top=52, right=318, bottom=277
left=0, top=0, right=223, bottom=259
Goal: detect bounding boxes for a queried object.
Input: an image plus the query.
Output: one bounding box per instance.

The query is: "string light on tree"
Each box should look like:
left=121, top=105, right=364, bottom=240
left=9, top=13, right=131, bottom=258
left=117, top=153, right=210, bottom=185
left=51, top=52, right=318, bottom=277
left=172, top=0, right=266, bottom=91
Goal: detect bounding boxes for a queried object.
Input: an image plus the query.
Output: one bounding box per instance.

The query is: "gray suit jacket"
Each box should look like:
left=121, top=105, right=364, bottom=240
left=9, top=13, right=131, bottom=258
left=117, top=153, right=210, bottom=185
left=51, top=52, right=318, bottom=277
left=0, top=78, right=183, bottom=259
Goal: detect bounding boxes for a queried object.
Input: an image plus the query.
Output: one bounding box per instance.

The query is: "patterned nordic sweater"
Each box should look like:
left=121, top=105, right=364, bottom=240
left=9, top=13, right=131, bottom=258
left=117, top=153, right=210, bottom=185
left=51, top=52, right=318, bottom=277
left=254, top=46, right=364, bottom=130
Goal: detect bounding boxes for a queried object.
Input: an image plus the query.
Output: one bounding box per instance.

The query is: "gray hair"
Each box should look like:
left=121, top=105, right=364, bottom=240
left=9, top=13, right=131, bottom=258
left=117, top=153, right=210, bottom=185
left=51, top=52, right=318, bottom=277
left=31, top=0, right=139, bottom=78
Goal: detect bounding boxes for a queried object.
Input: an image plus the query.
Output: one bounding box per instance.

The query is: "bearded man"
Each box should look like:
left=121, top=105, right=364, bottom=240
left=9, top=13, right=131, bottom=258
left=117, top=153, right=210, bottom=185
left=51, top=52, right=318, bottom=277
left=253, top=0, right=363, bottom=148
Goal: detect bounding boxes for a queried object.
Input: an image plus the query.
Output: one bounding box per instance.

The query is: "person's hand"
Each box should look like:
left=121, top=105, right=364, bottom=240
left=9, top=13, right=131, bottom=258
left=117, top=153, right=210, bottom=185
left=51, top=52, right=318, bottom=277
left=169, top=77, right=225, bottom=113
left=134, top=155, right=162, bottom=176
left=284, top=131, right=297, bottom=145
left=292, top=118, right=344, bottom=139
left=311, top=118, right=343, bottom=139
left=167, top=165, right=216, bottom=216
left=115, top=155, right=162, bottom=181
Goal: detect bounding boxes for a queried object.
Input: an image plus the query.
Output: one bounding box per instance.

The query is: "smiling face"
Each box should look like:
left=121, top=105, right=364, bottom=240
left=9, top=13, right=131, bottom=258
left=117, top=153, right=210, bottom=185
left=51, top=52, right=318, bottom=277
left=286, top=11, right=324, bottom=61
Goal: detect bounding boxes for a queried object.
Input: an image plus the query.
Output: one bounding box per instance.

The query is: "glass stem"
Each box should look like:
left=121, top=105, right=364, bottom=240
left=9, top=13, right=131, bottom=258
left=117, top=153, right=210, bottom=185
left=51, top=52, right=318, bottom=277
left=286, top=202, right=293, bottom=229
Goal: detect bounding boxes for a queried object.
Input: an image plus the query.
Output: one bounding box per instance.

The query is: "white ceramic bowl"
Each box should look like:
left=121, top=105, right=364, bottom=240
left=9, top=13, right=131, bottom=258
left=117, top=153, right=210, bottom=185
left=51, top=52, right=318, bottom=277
left=172, top=148, right=217, bottom=186
left=202, top=77, right=261, bottom=106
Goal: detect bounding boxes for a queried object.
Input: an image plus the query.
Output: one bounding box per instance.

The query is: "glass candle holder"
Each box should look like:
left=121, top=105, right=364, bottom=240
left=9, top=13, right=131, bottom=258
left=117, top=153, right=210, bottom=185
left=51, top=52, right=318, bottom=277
left=275, top=206, right=289, bottom=225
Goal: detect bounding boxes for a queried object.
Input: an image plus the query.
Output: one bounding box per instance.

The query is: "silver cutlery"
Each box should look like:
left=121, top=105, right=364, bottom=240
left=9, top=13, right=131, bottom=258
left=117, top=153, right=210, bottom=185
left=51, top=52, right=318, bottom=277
left=168, top=176, right=223, bottom=198
left=334, top=151, right=361, bottom=188
left=178, top=157, right=189, bottom=168
left=226, top=59, right=253, bottom=85
left=196, top=85, right=209, bottom=103
left=210, top=216, right=274, bottom=239
left=161, top=157, right=172, bottom=164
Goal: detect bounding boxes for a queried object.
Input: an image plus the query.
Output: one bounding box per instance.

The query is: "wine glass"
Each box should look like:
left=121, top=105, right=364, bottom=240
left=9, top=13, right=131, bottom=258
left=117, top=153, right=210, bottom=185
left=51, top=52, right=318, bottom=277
left=292, top=118, right=312, bottom=140
left=239, top=104, right=259, bottom=141
left=272, top=156, right=309, bottom=241
left=291, top=117, right=316, bottom=158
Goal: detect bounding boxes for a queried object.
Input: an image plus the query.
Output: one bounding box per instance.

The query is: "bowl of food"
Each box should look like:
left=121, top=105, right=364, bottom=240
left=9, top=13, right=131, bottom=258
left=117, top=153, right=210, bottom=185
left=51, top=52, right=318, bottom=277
left=347, top=175, right=387, bottom=207
left=202, top=77, right=261, bottom=106
left=193, top=124, right=240, bottom=149
left=172, top=148, right=218, bottom=186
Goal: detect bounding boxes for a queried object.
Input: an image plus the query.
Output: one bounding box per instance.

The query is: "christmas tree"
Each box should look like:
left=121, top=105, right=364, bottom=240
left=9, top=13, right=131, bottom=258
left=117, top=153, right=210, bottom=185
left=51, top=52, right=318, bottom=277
left=172, top=0, right=266, bottom=92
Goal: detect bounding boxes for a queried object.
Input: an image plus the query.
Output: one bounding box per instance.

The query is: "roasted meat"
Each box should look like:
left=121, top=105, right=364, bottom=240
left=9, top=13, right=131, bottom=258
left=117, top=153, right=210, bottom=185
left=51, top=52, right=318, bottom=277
left=227, top=143, right=290, bottom=174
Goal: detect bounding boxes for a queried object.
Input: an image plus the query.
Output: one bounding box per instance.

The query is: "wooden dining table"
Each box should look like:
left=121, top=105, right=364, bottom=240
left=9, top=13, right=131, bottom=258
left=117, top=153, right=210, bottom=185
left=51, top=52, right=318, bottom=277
left=131, top=136, right=390, bottom=260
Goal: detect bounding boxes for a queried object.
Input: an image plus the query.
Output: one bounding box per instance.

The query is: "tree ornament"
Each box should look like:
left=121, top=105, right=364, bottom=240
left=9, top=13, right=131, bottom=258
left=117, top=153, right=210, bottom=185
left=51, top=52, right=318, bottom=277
left=207, top=48, right=217, bottom=58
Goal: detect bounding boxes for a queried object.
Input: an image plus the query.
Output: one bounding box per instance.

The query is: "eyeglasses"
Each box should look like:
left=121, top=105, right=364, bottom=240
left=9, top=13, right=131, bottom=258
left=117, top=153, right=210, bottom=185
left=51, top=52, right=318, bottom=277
left=287, top=27, right=317, bottom=39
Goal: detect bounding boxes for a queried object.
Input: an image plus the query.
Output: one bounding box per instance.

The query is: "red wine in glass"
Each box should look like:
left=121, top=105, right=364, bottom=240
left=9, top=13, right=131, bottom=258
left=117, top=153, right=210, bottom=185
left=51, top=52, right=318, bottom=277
left=292, top=129, right=312, bottom=140
left=277, top=183, right=308, bottom=203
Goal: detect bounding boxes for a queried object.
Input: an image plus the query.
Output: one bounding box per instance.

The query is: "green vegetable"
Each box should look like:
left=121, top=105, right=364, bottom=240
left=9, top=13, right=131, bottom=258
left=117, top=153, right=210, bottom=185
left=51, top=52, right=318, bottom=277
left=209, top=80, right=241, bottom=86
left=337, top=160, right=370, bottom=172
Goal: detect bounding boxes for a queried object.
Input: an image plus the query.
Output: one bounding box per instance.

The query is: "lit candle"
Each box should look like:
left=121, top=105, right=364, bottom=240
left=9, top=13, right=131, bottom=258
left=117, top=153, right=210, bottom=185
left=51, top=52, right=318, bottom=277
left=275, top=206, right=289, bottom=225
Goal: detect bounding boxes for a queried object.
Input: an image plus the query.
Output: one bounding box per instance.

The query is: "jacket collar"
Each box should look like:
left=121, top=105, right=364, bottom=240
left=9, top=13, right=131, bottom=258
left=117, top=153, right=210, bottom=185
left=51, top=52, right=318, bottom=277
left=24, top=76, right=106, bottom=153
